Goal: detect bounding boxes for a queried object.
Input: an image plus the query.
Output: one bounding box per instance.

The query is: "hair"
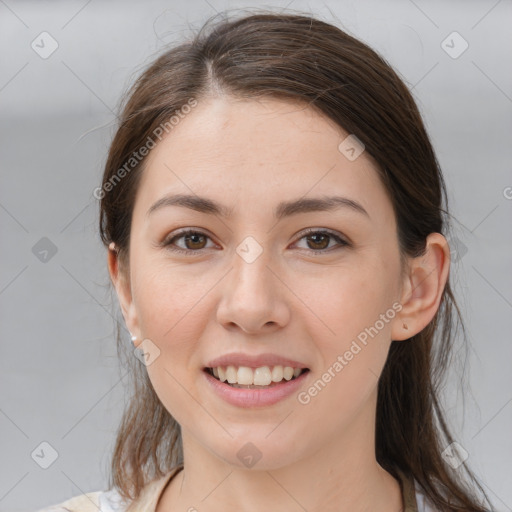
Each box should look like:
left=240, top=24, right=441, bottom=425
left=99, top=10, right=491, bottom=511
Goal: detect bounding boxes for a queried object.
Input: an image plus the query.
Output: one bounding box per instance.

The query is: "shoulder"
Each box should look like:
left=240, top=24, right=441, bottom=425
left=397, top=468, right=438, bottom=512
left=37, top=466, right=183, bottom=512
left=37, top=488, right=130, bottom=512
left=415, top=486, right=438, bottom=512
left=415, top=479, right=467, bottom=512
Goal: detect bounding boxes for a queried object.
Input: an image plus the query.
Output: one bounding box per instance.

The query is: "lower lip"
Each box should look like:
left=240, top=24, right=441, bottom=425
left=203, top=370, right=309, bottom=408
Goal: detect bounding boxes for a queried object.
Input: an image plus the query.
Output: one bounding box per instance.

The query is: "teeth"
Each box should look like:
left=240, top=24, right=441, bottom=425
left=210, top=365, right=304, bottom=386
left=226, top=365, right=237, bottom=384
left=283, top=366, right=294, bottom=381
left=237, top=366, right=253, bottom=385
left=271, top=365, right=283, bottom=382
left=253, top=366, right=272, bottom=386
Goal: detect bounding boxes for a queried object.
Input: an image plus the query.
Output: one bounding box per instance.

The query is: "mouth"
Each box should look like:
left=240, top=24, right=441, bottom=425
left=203, top=365, right=310, bottom=389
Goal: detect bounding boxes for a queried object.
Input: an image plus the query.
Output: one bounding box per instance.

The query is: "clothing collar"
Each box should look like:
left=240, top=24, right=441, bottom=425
left=396, top=469, right=419, bottom=512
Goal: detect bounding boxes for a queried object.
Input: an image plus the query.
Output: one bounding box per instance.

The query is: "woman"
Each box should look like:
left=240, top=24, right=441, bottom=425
left=41, top=10, right=491, bottom=512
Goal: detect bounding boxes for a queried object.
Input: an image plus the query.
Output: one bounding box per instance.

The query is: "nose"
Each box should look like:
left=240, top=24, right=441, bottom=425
left=216, top=248, right=291, bottom=334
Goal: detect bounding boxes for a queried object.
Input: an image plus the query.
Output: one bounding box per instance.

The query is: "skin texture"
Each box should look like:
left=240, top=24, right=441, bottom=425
left=108, top=97, right=450, bottom=512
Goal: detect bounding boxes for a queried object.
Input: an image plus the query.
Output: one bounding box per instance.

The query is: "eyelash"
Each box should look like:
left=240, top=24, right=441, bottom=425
left=162, top=228, right=350, bottom=256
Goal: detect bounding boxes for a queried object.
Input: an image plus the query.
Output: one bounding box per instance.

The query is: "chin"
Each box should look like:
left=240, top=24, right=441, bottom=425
left=206, top=433, right=304, bottom=472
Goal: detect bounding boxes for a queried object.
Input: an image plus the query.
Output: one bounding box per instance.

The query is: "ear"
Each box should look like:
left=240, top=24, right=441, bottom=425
left=107, top=243, right=140, bottom=346
left=391, top=233, right=450, bottom=341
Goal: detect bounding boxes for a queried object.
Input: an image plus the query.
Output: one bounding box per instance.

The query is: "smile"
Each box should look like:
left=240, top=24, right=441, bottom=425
left=203, top=366, right=310, bottom=407
left=205, top=365, right=309, bottom=388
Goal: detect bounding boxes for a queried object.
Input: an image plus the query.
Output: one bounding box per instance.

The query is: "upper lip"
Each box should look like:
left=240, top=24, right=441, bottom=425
left=205, top=352, right=309, bottom=369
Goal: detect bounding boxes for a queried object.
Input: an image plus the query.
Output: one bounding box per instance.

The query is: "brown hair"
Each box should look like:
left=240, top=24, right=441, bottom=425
left=99, top=10, right=491, bottom=511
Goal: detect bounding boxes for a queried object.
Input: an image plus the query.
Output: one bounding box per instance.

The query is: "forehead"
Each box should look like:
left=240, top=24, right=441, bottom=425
left=135, top=97, right=392, bottom=222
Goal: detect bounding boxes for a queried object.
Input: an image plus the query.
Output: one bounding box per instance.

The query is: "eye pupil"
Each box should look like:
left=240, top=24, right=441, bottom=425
left=186, top=233, right=206, bottom=249
left=307, top=233, right=329, bottom=250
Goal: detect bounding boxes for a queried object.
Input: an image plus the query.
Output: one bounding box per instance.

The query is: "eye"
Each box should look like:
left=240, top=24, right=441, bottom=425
left=163, top=229, right=216, bottom=254
left=162, top=228, right=350, bottom=256
left=293, top=228, right=350, bottom=253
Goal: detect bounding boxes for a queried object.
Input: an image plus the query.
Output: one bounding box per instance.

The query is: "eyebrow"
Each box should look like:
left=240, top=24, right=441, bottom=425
left=147, top=193, right=369, bottom=220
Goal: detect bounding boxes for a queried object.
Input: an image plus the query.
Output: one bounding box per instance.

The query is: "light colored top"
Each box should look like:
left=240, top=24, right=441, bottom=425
left=38, top=465, right=437, bottom=512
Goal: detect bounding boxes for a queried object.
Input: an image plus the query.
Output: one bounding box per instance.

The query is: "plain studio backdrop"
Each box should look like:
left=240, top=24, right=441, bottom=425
left=1, top=0, right=511, bottom=510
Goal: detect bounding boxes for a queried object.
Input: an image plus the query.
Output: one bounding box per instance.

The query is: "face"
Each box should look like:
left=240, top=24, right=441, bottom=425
left=115, top=97, right=407, bottom=470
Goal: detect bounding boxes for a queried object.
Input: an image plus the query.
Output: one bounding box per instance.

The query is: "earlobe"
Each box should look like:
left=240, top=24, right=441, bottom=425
left=391, top=233, right=450, bottom=341
left=107, top=243, right=140, bottom=342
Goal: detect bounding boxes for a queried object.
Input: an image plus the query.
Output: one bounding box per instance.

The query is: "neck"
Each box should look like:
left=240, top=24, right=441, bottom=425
left=157, top=404, right=403, bottom=512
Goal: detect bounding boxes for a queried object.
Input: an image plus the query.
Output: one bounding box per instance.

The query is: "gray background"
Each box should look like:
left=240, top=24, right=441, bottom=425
left=1, top=0, right=511, bottom=510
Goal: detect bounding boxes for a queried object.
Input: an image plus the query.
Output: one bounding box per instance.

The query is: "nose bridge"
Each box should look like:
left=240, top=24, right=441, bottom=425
left=230, top=240, right=276, bottom=306
left=216, top=237, right=289, bottom=332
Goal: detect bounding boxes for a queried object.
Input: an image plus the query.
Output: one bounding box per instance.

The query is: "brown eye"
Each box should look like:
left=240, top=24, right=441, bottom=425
left=294, top=229, right=350, bottom=253
left=163, top=229, right=215, bottom=254
left=182, top=233, right=207, bottom=250
left=306, top=233, right=330, bottom=250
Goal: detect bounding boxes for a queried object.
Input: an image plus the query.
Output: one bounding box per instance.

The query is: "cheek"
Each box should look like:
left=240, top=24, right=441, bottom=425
left=131, top=261, right=215, bottom=427
left=132, top=259, right=214, bottom=340
left=296, top=288, right=394, bottom=433
left=295, top=257, right=399, bottom=402
left=131, top=260, right=215, bottom=415
left=298, top=258, right=399, bottom=347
